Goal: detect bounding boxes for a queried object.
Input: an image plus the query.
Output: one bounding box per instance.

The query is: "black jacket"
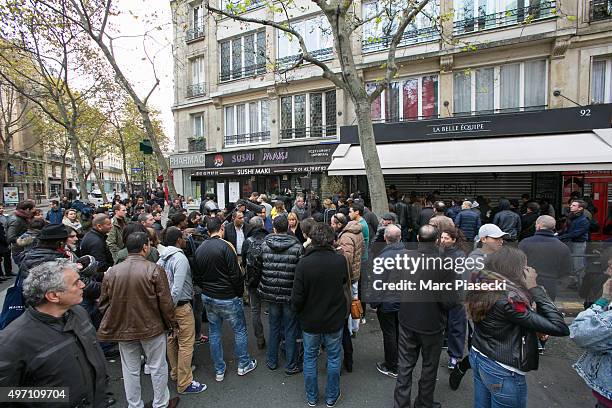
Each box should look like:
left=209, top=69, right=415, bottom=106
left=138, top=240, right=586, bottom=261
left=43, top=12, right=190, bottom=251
left=471, top=286, right=569, bottom=372
left=256, top=233, right=304, bottom=303
left=394, top=201, right=411, bottom=228
left=6, top=214, right=29, bottom=250
left=241, top=227, right=268, bottom=288
left=224, top=223, right=251, bottom=256
left=519, top=211, right=539, bottom=241
left=80, top=229, right=114, bottom=273
left=518, top=230, right=572, bottom=279
left=0, top=223, right=8, bottom=253
left=0, top=306, right=108, bottom=408
left=193, top=236, right=243, bottom=299
left=19, top=246, right=68, bottom=280
left=291, top=247, right=347, bottom=333
left=398, top=244, right=458, bottom=334
left=417, top=206, right=434, bottom=228
left=493, top=200, right=522, bottom=241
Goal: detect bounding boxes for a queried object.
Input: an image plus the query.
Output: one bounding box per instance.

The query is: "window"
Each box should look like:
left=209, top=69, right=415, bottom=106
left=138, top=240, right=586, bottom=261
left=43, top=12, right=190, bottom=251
left=224, top=100, right=270, bottom=146
left=367, top=75, right=439, bottom=122
left=98, top=162, right=104, bottom=170
left=280, top=90, right=337, bottom=139
left=193, top=114, right=204, bottom=138
left=220, top=31, right=266, bottom=81
left=590, top=0, right=612, bottom=21
left=186, top=4, right=205, bottom=41
left=591, top=58, right=612, bottom=104
left=453, top=59, right=547, bottom=115
left=187, top=57, right=206, bottom=97
left=453, top=0, right=556, bottom=34
left=362, top=0, right=439, bottom=52
left=277, top=15, right=333, bottom=66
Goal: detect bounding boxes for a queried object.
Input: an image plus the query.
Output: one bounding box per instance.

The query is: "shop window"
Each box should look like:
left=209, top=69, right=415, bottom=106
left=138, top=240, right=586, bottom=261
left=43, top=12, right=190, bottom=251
left=591, top=58, right=612, bottom=104
left=220, top=31, right=266, bottom=82
left=453, top=0, right=557, bottom=35
left=280, top=90, right=337, bottom=139
left=453, top=59, right=547, bottom=115
left=367, top=75, right=439, bottom=122
left=224, top=100, right=270, bottom=146
left=277, top=15, right=333, bottom=67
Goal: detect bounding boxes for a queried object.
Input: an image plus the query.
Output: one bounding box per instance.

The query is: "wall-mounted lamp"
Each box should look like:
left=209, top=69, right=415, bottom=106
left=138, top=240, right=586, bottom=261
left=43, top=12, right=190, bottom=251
left=552, top=90, right=581, bottom=107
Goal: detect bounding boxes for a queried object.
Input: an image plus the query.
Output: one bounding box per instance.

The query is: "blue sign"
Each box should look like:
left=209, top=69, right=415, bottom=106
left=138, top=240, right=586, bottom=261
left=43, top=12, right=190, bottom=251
left=131, top=168, right=142, bottom=172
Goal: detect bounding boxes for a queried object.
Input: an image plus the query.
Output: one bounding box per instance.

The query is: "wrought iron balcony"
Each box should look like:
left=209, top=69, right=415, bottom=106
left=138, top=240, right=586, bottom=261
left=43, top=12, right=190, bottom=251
left=187, top=82, right=207, bottom=98
left=186, top=23, right=205, bottom=42
left=276, top=47, right=334, bottom=67
left=362, top=26, right=440, bottom=53
left=591, top=0, right=612, bottom=21
left=453, top=1, right=556, bottom=35
left=224, top=131, right=270, bottom=147
left=219, top=63, right=267, bottom=82
left=280, top=126, right=337, bottom=140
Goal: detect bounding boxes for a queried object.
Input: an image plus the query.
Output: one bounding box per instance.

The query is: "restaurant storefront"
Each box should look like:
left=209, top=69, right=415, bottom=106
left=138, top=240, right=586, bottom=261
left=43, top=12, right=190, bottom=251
left=329, top=104, right=612, bottom=237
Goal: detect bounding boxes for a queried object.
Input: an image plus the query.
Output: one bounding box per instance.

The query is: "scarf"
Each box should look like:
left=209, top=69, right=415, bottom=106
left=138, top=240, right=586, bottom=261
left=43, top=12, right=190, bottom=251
left=475, top=268, right=533, bottom=312
left=15, top=209, right=32, bottom=220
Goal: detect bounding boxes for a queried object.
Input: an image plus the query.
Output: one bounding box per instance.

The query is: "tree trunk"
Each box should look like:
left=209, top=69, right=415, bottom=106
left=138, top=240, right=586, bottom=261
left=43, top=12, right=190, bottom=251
left=353, top=100, right=389, bottom=217
left=85, top=153, right=107, bottom=203
left=117, top=130, right=131, bottom=196
left=0, top=142, right=10, bottom=186
left=66, top=128, right=89, bottom=201
left=60, top=143, right=69, bottom=197
left=86, top=33, right=177, bottom=198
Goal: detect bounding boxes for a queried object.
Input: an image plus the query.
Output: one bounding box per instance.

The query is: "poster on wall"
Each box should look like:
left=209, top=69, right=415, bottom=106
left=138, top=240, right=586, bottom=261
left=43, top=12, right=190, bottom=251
left=217, top=182, right=226, bottom=211
left=228, top=182, right=240, bottom=203
left=3, top=187, right=18, bottom=205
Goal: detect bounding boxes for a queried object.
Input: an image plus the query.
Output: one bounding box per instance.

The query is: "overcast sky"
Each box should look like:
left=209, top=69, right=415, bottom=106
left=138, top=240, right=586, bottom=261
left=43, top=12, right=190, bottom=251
left=112, top=0, right=175, bottom=149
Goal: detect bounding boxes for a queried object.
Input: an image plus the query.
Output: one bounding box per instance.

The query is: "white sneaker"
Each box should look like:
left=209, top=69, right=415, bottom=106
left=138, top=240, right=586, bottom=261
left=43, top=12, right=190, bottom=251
left=215, top=367, right=226, bottom=382
left=237, top=359, right=258, bottom=376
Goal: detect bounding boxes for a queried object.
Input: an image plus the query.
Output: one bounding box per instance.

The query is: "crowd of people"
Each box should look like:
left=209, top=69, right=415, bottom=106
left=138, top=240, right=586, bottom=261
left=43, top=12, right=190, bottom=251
left=0, top=186, right=608, bottom=408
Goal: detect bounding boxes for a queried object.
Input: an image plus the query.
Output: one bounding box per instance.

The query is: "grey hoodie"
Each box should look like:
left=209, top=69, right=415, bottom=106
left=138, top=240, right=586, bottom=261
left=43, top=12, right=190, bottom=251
left=157, top=246, right=193, bottom=305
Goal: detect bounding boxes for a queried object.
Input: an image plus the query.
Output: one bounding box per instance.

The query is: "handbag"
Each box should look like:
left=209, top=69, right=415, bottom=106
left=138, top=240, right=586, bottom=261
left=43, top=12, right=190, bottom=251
left=350, top=299, right=363, bottom=319
left=0, top=273, right=25, bottom=330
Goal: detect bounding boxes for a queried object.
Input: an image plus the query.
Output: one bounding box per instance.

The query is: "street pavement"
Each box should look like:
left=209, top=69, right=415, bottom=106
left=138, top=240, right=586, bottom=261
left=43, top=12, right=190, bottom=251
left=100, top=308, right=589, bottom=408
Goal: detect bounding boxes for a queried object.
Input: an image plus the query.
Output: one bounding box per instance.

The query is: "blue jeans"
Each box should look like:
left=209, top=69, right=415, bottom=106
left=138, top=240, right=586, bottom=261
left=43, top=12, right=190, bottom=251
left=267, top=302, right=299, bottom=370
left=202, top=295, right=252, bottom=374
left=469, top=349, right=527, bottom=408
left=303, top=329, right=343, bottom=404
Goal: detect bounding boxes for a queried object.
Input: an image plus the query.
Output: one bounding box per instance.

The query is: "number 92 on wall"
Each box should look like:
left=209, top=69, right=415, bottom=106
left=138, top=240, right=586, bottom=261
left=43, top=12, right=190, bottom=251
left=0, top=387, right=69, bottom=402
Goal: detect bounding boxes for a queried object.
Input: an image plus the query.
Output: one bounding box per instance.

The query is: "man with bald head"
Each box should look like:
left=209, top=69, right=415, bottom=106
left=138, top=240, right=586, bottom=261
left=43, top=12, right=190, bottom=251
left=519, top=215, right=571, bottom=301
left=80, top=214, right=114, bottom=273
left=371, top=224, right=404, bottom=379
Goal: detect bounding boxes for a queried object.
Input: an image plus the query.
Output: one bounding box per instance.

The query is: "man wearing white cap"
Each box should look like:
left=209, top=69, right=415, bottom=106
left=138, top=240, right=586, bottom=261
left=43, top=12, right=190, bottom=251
left=449, top=223, right=508, bottom=391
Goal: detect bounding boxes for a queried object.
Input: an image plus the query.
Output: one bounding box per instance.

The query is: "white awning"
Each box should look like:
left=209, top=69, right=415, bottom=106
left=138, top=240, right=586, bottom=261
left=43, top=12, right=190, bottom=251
left=327, top=130, right=612, bottom=175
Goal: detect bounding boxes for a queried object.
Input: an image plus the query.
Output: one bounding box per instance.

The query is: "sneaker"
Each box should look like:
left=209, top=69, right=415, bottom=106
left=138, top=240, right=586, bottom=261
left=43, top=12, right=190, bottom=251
left=449, top=366, right=465, bottom=391
left=326, top=391, right=342, bottom=408
left=266, top=362, right=278, bottom=371
left=179, top=380, right=207, bottom=394
left=376, top=362, right=397, bottom=379
left=360, top=317, right=366, bottom=325
left=285, top=366, right=303, bottom=376
left=447, top=357, right=458, bottom=370
left=307, top=399, right=317, bottom=407
left=215, top=366, right=226, bottom=382
left=237, top=359, right=258, bottom=376
left=538, top=346, right=545, bottom=355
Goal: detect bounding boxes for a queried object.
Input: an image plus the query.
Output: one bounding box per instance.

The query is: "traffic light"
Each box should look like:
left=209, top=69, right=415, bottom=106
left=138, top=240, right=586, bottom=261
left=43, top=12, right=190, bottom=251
left=139, top=139, right=153, bottom=155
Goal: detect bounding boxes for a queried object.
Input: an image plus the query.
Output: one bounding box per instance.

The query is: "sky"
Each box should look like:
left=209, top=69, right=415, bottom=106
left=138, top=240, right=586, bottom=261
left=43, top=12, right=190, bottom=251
left=111, top=0, right=175, bottom=150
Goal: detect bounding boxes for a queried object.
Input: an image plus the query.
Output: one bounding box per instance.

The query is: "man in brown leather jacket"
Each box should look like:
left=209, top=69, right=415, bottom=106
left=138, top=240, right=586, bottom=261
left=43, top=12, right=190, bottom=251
left=98, top=231, right=177, bottom=408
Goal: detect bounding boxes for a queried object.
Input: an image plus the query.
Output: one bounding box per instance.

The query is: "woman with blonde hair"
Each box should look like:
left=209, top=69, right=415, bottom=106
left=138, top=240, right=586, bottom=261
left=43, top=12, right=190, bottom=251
left=287, top=212, right=305, bottom=243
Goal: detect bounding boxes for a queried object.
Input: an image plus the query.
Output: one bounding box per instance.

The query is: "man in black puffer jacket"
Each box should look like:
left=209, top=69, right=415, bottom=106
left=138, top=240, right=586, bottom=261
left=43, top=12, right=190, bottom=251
left=256, top=214, right=304, bottom=375
left=241, top=216, right=269, bottom=349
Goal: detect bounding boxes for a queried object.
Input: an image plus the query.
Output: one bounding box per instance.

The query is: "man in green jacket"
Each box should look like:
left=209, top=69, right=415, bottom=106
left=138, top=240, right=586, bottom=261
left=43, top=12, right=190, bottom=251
left=107, top=204, right=127, bottom=263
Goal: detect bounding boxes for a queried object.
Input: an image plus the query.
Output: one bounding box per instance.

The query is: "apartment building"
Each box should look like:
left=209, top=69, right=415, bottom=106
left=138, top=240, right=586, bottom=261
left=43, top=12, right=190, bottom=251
left=85, top=153, right=127, bottom=195
left=170, top=0, right=612, bottom=232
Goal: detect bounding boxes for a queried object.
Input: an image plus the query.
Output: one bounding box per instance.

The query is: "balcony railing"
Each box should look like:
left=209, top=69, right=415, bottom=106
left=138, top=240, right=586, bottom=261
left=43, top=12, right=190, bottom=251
left=453, top=1, right=556, bottom=35
left=280, top=126, right=337, bottom=140
left=188, top=137, right=206, bottom=152
left=276, top=47, right=334, bottom=67
left=372, top=113, right=441, bottom=124
left=452, top=105, right=547, bottom=116
left=187, top=82, right=207, bottom=98
left=186, top=23, right=205, bottom=42
left=591, top=0, right=612, bottom=21
left=220, top=63, right=267, bottom=82
left=362, top=26, right=440, bottom=53
left=224, top=131, right=270, bottom=147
